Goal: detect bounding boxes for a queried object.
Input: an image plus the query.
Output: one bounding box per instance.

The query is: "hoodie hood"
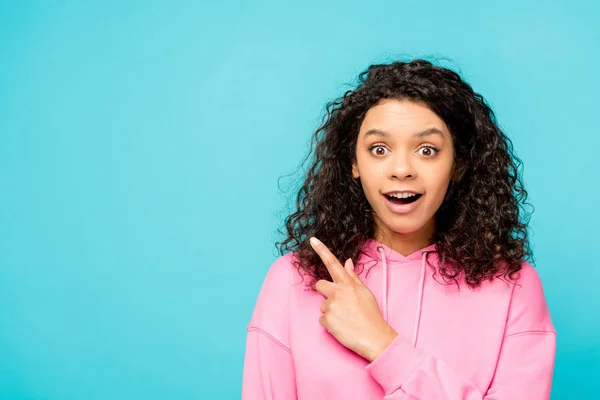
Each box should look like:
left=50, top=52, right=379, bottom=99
left=360, top=238, right=438, bottom=348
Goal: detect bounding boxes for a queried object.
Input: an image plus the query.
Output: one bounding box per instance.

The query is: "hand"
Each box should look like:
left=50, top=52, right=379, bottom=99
left=309, top=237, right=399, bottom=362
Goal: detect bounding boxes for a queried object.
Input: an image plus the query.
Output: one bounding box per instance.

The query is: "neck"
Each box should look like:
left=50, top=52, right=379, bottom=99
left=373, top=218, right=435, bottom=257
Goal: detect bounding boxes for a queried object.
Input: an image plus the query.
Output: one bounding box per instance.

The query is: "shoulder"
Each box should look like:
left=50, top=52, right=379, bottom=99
left=504, top=261, right=555, bottom=336
left=258, top=252, right=302, bottom=292
left=509, top=261, right=547, bottom=304
left=247, top=253, right=302, bottom=342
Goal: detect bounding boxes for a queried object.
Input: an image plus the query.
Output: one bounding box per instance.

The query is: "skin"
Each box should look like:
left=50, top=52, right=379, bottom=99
left=352, top=98, right=455, bottom=256
left=310, top=236, right=397, bottom=362
left=311, top=99, right=456, bottom=362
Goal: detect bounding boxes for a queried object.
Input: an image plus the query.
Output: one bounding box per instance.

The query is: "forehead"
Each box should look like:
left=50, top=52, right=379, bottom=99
left=359, top=99, right=449, bottom=137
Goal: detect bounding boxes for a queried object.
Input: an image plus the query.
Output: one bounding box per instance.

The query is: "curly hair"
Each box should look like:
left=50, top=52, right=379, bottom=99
left=276, top=58, right=533, bottom=289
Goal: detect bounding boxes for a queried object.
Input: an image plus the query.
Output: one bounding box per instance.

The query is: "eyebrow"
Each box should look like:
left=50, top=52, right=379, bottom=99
left=363, top=127, right=445, bottom=139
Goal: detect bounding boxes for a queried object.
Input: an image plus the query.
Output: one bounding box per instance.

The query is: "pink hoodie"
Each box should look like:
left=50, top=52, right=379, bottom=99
left=242, top=239, right=556, bottom=399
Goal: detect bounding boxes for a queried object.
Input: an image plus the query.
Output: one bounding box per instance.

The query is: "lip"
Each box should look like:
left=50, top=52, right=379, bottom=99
left=382, top=193, right=423, bottom=214
left=383, top=190, right=422, bottom=195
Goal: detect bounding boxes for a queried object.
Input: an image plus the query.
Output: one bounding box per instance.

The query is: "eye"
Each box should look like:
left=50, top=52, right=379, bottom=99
left=368, top=144, right=389, bottom=157
left=417, top=145, right=439, bottom=157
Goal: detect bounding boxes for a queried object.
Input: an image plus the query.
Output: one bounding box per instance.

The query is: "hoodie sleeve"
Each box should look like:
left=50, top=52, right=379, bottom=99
left=241, top=255, right=298, bottom=400
left=365, top=262, right=556, bottom=400
left=242, top=328, right=297, bottom=399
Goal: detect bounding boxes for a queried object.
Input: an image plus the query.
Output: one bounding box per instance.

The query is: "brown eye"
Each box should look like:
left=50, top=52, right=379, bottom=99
left=369, top=145, right=389, bottom=157
left=417, top=145, right=439, bottom=157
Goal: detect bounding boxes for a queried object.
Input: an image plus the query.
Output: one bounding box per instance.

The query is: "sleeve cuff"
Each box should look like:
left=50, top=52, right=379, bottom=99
left=365, top=333, right=426, bottom=395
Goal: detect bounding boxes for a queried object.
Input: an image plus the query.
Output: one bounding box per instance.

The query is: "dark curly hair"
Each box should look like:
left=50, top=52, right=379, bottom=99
left=276, top=58, right=533, bottom=289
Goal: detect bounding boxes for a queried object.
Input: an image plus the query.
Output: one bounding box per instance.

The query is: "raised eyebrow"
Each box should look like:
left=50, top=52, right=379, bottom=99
left=414, top=127, right=444, bottom=138
left=363, top=129, right=390, bottom=139
left=362, top=127, right=445, bottom=139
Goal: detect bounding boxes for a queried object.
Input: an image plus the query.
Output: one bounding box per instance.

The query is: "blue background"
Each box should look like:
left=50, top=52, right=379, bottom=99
left=1, top=1, right=598, bottom=399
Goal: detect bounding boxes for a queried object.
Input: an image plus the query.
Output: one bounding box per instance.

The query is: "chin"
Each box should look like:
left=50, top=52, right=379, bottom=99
left=373, top=206, right=433, bottom=236
left=390, top=226, right=423, bottom=234
left=381, top=221, right=425, bottom=235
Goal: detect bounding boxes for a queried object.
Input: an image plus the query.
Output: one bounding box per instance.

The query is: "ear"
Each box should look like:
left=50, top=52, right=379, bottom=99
left=352, top=161, right=360, bottom=179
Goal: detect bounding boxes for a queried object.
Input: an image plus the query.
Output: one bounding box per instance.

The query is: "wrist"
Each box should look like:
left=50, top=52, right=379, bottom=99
left=364, top=327, right=398, bottom=362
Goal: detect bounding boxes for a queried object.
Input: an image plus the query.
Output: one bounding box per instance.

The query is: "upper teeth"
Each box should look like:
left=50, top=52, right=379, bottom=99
left=388, top=193, right=418, bottom=199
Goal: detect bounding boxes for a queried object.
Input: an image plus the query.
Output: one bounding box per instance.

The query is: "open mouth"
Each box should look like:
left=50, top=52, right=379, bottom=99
left=384, top=193, right=423, bottom=205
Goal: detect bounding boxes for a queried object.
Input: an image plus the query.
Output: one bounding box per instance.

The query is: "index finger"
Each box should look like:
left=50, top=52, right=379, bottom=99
left=309, top=237, right=349, bottom=283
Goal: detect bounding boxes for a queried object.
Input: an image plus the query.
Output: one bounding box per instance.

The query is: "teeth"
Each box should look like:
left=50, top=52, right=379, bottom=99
left=388, top=192, right=418, bottom=199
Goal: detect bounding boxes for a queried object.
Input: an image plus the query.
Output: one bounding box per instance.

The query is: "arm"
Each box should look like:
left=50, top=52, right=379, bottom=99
left=366, top=262, right=555, bottom=399
left=241, top=254, right=298, bottom=399
left=241, top=327, right=297, bottom=400
left=365, top=328, right=555, bottom=399
left=484, top=329, right=555, bottom=399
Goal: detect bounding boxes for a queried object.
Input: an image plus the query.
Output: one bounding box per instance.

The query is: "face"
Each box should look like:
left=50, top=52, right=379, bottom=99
left=352, top=99, right=455, bottom=244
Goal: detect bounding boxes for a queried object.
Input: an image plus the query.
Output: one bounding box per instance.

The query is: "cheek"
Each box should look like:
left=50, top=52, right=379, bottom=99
left=423, top=166, right=453, bottom=199
left=358, top=175, right=386, bottom=211
left=419, top=160, right=452, bottom=185
left=360, top=177, right=380, bottom=202
left=356, top=159, right=382, bottom=195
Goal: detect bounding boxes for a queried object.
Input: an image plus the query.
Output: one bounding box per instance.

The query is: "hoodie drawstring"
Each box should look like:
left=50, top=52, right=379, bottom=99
left=377, top=246, right=429, bottom=348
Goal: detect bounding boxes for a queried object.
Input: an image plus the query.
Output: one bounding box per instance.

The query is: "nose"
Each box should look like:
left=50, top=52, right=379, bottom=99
left=389, top=151, right=416, bottom=180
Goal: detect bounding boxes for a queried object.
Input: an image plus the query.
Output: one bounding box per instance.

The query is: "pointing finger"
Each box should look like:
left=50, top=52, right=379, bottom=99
left=309, top=237, right=349, bottom=283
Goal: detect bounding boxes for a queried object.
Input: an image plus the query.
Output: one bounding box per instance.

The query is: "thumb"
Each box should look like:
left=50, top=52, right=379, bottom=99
left=344, top=258, right=362, bottom=284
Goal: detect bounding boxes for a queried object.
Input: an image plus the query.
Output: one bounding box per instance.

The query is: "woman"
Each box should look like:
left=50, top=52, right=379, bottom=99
left=242, top=59, right=555, bottom=399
